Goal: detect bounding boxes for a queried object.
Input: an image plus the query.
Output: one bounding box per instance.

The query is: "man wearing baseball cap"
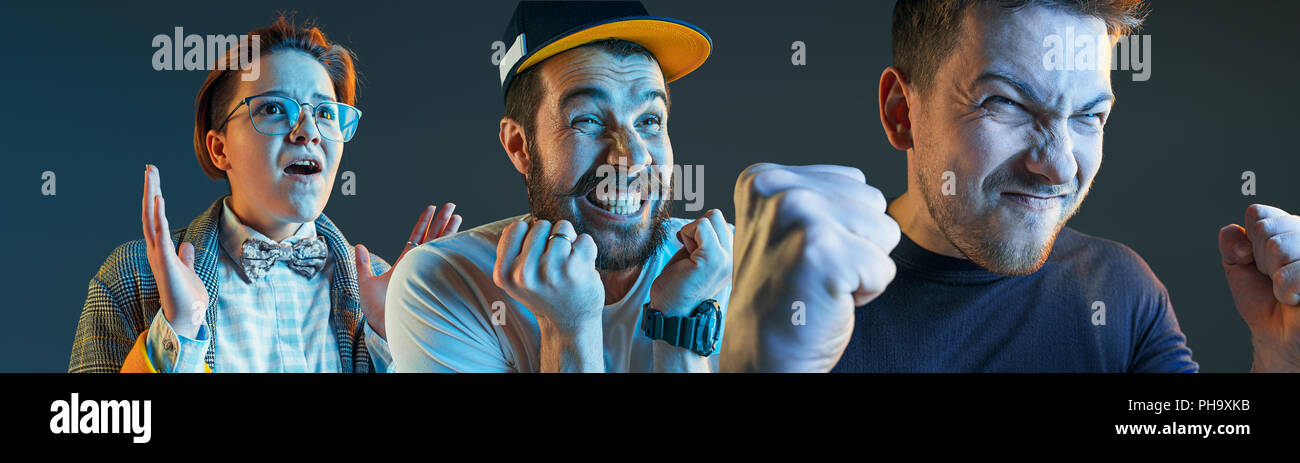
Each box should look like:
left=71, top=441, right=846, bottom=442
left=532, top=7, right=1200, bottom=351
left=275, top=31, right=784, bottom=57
left=386, top=1, right=732, bottom=372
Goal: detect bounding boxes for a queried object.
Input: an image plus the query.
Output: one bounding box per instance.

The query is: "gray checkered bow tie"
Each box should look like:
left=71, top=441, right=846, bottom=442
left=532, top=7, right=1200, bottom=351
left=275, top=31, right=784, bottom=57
left=239, top=236, right=327, bottom=280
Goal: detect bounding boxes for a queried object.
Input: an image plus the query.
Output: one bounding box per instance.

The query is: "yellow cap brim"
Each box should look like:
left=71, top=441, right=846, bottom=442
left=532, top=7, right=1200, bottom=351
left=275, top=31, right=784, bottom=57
left=515, top=19, right=711, bottom=84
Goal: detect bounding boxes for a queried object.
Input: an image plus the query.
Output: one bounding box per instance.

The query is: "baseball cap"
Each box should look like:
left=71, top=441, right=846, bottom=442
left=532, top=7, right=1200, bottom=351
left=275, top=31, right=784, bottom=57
left=497, top=1, right=712, bottom=99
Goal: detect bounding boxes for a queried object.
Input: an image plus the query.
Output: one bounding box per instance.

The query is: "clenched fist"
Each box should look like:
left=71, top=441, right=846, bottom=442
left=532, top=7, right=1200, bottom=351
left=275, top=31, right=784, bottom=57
left=1219, top=204, right=1300, bottom=372
left=722, top=163, right=901, bottom=372
left=650, top=209, right=733, bottom=317
left=493, top=219, right=604, bottom=371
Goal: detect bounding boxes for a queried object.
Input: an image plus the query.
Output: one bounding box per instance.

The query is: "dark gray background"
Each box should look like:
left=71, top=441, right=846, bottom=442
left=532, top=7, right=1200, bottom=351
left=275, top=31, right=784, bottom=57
left=1, top=1, right=1295, bottom=372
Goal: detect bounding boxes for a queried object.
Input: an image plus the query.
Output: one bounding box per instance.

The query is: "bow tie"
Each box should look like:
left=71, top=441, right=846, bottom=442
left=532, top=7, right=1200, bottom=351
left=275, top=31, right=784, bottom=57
left=239, top=236, right=328, bottom=280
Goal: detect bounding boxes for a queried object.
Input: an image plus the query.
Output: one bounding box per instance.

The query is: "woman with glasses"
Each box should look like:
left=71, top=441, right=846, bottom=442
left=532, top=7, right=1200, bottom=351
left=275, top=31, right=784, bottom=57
left=69, top=17, right=460, bottom=373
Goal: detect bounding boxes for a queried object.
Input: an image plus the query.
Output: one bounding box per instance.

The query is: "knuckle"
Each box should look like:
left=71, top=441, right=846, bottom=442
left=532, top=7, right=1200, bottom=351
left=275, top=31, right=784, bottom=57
left=879, top=257, right=898, bottom=284
left=862, top=183, right=886, bottom=210
left=848, top=166, right=867, bottom=182
left=876, top=213, right=902, bottom=250
left=743, top=164, right=793, bottom=197
left=1265, top=234, right=1286, bottom=256
left=1249, top=220, right=1268, bottom=239
left=751, top=168, right=789, bottom=197
left=509, top=265, right=527, bottom=287
left=1284, top=276, right=1300, bottom=296
left=775, top=188, right=820, bottom=214
left=739, top=162, right=777, bottom=184
left=1245, top=204, right=1265, bottom=222
left=1271, top=267, right=1290, bottom=286
left=795, top=225, right=838, bottom=261
left=520, top=263, right=540, bottom=286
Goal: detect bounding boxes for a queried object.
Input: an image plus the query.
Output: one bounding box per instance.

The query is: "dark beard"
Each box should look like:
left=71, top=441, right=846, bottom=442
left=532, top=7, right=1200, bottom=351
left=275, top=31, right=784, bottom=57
left=523, top=141, right=670, bottom=271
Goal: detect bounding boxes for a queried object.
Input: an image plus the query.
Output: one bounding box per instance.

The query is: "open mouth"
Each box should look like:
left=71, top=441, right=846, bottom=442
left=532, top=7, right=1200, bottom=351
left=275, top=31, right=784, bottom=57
left=584, top=187, right=644, bottom=216
left=284, top=159, right=322, bottom=176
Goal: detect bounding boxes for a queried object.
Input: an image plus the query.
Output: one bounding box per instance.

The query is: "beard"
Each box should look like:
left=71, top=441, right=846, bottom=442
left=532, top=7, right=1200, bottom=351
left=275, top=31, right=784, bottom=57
left=523, top=140, right=670, bottom=272
left=917, top=159, right=1089, bottom=276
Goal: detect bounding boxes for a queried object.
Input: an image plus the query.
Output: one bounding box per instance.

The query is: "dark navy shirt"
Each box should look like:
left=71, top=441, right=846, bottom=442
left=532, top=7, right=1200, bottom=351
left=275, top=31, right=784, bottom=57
left=832, top=227, right=1198, bottom=372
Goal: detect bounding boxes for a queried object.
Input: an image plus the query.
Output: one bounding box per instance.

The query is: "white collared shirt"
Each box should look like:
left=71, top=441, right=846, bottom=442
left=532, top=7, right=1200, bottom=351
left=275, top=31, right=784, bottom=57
left=146, top=199, right=390, bottom=372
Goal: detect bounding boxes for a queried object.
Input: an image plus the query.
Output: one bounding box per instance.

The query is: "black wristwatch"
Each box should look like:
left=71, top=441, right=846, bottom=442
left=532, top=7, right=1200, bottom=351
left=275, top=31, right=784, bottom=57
left=641, top=299, right=722, bottom=357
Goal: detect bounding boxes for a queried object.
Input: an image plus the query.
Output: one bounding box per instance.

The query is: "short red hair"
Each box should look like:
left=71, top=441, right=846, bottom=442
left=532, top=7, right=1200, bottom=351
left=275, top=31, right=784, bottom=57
left=192, top=15, right=358, bottom=180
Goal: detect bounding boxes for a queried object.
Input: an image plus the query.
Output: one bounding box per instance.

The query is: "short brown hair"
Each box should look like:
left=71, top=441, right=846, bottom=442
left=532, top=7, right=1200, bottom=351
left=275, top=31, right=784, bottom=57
left=193, top=15, right=358, bottom=180
left=892, top=0, right=1148, bottom=95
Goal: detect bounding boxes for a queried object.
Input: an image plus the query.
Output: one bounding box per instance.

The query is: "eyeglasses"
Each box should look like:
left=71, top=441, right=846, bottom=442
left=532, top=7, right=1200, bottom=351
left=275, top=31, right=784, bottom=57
left=217, top=93, right=362, bottom=143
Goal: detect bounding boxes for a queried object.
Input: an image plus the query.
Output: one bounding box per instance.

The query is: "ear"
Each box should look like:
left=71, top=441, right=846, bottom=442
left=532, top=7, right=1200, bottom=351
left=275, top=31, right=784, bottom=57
left=499, top=117, right=530, bottom=176
left=206, top=129, right=233, bottom=172
left=879, top=66, right=914, bottom=151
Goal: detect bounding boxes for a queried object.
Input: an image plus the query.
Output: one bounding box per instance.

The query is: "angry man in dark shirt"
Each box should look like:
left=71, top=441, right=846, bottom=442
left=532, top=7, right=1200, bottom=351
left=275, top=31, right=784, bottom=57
left=723, top=0, right=1300, bottom=373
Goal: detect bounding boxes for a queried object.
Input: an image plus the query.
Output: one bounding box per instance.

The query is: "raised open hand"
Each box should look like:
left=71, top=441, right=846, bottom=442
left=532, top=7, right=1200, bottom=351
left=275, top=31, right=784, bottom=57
left=142, top=165, right=208, bottom=338
left=355, top=203, right=461, bottom=338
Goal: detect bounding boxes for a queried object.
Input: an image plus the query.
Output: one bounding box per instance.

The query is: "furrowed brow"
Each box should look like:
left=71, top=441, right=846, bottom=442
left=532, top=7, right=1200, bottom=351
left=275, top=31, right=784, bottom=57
left=975, top=71, right=1045, bottom=108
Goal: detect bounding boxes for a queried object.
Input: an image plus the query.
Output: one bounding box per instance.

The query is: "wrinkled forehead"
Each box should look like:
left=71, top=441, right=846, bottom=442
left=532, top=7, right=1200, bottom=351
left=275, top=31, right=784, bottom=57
left=947, top=4, right=1113, bottom=104
left=539, top=47, right=666, bottom=107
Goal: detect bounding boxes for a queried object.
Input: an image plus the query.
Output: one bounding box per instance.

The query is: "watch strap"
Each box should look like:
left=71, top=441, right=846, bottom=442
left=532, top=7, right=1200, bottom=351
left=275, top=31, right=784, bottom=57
left=641, top=300, right=720, bottom=356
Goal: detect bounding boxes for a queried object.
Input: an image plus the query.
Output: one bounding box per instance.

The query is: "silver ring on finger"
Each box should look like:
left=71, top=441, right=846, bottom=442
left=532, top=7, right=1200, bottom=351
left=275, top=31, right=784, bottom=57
left=547, top=233, right=574, bottom=244
left=406, top=241, right=421, bottom=247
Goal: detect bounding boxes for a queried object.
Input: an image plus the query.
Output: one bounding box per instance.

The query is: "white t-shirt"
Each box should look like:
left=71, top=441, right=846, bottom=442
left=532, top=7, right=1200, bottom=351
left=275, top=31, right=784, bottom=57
left=386, top=215, right=729, bottom=372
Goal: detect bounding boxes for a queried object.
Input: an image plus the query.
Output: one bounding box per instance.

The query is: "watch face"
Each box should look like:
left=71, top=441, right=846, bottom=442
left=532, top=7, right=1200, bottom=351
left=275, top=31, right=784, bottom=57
left=692, top=300, right=722, bottom=356
left=692, top=300, right=720, bottom=319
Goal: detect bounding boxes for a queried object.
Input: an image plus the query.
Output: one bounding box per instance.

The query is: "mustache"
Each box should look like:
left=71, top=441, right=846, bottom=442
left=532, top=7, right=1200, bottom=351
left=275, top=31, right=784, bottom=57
left=557, top=165, right=659, bottom=198
left=557, top=164, right=608, bottom=197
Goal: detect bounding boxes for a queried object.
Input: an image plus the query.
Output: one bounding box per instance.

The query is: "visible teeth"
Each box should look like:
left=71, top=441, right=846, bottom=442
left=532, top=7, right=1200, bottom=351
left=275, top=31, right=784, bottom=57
left=292, top=160, right=315, bottom=167
left=592, top=190, right=641, bottom=215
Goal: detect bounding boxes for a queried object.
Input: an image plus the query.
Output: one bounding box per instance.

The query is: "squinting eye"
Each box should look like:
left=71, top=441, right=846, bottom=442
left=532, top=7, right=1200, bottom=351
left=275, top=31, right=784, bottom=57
left=640, top=115, right=662, bottom=128
left=317, top=106, right=337, bottom=120
left=572, top=116, right=602, bottom=129
left=1077, top=112, right=1105, bottom=124
left=987, top=96, right=1018, bottom=108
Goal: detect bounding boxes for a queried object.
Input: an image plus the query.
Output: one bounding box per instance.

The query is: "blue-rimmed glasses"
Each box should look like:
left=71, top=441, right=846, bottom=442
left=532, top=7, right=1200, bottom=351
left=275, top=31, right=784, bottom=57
left=217, top=93, right=362, bottom=143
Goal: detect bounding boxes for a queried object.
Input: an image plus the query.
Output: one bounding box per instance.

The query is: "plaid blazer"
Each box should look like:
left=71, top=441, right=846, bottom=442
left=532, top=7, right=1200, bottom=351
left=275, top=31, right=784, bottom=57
left=69, top=196, right=389, bottom=373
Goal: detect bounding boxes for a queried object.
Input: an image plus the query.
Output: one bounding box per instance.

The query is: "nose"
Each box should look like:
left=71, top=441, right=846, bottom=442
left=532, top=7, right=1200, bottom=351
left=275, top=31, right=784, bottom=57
left=604, top=126, right=652, bottom=178
left=288, top=104, right=322, bottom=146
left=1025, top=118, right=1078, bottom=185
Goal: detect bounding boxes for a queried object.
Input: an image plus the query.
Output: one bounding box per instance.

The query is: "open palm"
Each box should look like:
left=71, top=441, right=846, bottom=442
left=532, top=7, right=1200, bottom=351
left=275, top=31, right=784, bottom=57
left=142, top=165, right=208, bottom=338
left=355, top=203, right=462, bottom=338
